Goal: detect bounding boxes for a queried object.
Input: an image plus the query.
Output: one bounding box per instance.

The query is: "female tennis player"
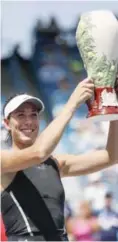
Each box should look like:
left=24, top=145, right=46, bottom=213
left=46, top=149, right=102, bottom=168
left=1, top=78, right=118, bottom=241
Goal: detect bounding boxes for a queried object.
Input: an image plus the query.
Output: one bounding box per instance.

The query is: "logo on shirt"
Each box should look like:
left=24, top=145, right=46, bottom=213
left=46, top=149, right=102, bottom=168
left=36, top=164, right=46, bottom=170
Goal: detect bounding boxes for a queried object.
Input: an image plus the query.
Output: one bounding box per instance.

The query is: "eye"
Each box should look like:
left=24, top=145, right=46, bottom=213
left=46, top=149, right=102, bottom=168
left=18, top=113, right=24, bottom=117
left=31, top=113, right=38, bottom=117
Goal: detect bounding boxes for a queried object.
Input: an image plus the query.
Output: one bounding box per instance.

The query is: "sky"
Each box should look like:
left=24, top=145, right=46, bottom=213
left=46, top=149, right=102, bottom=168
left=1, top=1, right=118, bottom=58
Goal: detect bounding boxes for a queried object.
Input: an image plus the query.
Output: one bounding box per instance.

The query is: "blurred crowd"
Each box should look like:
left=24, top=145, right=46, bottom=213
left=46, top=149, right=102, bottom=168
left=65, top=190, right=118, bottom=241
left=63, top=170, right=118, bottom=241
left=1, top=17, right=118, bottom=241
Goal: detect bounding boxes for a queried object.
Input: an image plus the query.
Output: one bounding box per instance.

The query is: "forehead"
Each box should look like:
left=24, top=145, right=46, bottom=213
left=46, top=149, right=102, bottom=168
left=13, top=101, right=38, bottom=113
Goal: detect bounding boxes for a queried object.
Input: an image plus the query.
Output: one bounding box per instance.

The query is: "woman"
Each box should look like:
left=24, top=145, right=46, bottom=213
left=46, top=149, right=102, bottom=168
left=1, top=78, right=118, bottom=241
left=73, top=201, right=101, bottom=241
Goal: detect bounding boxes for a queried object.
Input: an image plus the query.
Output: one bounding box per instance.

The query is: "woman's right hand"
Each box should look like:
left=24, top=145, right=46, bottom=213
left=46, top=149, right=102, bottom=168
left=70, top=78, right=94, bottom=107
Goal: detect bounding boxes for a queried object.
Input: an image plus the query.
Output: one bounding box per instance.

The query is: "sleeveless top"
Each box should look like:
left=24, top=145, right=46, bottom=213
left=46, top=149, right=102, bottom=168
left=1, top=157, right=68, bottom=241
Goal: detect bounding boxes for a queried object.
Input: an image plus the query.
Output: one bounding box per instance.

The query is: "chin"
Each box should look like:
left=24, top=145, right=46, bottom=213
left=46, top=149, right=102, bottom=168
left=19, top=135, right=36, bottom=146
left=19, top=138, right=33, bottom=147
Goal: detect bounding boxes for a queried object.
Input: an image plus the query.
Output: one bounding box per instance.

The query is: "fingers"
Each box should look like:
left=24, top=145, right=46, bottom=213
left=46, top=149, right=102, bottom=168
left=85, top=88, right=94, bottom=94
left=81, top=78, right=94, bottom=84
left=80, top=79, right=94, bottom=89
left=84, top=88, right=94, bottom=100
left=84, top=83, right=94, bottom=89
left=74, top=78, right=94, bottom=105
left=85, top=90, right=93, bottom=97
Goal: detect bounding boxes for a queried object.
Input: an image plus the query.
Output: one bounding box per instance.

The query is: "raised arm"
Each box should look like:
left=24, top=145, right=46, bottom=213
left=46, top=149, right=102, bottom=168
left=54, top=121, right=118, bottom=177
left=1, top=79, right=94, bottom=173
left=106, top=121, right=118, bottom=164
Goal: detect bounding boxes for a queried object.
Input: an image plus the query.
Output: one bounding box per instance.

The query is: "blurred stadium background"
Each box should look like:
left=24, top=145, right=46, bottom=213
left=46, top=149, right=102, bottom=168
left=1, top=1, right=118, bottom=241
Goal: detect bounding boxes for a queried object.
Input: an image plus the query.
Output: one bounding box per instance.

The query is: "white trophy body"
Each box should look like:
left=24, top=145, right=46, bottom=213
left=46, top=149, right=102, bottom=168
left=76, top=10, right=118, bottom=121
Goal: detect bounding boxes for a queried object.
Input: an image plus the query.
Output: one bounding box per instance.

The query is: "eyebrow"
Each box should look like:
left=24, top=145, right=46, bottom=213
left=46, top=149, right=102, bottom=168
left=14, top=109, right=38, bottom=113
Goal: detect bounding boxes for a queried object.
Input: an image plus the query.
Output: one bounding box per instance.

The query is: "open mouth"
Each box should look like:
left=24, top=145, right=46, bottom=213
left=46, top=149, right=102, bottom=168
left=20, top=129, right=35, bottom=135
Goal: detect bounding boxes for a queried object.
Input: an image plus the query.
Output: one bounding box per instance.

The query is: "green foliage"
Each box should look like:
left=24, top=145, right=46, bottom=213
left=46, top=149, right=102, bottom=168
left=76, top=14, right=118, bottom=87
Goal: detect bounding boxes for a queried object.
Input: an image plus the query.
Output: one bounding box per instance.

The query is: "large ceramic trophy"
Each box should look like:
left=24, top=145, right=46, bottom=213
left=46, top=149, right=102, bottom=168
left=76, top=10, right=118, bottom=121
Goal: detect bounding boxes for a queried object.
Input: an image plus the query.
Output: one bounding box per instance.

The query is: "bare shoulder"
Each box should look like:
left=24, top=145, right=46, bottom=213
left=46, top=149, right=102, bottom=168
left=1, top=149, right=9, bottom=164
left=1, top=149, right=8, bottom=156
left=1, top=149, right=12, bottom=160
left=51, top=154, right=68, bottom=174
left=1, top=149, right=12, bottom=173
left=1, top=172, right=17, bottom=192
left=1, top=146, right=40, bottom=173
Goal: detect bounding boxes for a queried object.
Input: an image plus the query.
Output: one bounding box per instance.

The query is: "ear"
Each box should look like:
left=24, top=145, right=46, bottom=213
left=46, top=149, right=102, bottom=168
left=3, top=118, right=11, bottom=131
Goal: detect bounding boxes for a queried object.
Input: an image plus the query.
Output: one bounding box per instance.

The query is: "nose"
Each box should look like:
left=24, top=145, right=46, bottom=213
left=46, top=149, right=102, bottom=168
left=24, top=116, right=33, bottom=125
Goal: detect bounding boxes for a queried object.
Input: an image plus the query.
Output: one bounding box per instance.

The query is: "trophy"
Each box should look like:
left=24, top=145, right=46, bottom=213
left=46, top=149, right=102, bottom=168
left=76, top=10, right=118, bottom=121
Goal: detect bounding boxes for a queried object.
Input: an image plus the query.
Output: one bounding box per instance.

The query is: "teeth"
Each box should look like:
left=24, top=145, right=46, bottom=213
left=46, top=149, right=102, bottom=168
left=21, top=130, right=33, bottom=133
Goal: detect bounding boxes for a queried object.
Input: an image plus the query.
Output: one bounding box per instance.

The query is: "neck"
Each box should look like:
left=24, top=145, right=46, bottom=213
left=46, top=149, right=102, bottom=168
left=12, top=140, right=31, bottom=150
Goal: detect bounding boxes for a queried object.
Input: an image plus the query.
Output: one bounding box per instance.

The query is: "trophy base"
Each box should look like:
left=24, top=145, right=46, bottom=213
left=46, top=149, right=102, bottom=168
left=87, top=113, right=118, bottom=122
left=86, top=87, right=118, bottom=121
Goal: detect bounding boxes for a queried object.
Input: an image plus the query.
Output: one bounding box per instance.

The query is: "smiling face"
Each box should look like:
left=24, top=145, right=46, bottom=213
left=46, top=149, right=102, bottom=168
left=4, top=102, right=40, bottom=148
